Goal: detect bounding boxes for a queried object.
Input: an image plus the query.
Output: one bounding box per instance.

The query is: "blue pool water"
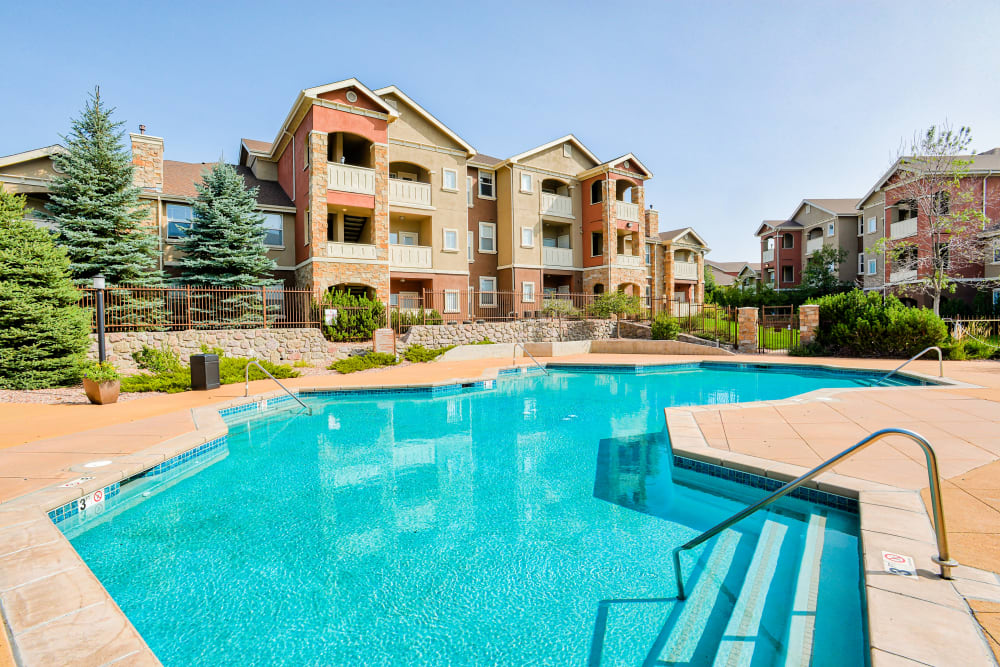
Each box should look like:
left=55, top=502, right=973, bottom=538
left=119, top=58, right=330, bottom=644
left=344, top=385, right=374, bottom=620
left=64, top=364, right=906, bottom=665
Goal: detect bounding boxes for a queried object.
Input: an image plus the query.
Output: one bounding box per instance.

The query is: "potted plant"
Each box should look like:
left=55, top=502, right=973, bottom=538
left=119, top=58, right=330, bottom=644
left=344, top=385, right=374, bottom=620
left=82, top=361, right=121, bottom=405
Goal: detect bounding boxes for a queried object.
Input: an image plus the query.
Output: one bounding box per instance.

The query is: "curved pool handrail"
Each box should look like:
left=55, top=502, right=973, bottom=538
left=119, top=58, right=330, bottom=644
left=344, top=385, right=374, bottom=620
left=672, top=428, right=956, bottom=601
left=874, top=346, right=943, bottom=386
left=512, top=342, right=549, bottom=375
left=244, top=360, right=312, bottom=415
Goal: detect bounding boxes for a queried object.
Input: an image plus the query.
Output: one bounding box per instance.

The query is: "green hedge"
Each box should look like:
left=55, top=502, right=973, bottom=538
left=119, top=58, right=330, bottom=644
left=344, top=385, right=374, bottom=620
left=651, top=313, right=680, bottom=340
left=811, top=291, right=947, bottom=358
left=330, top=352, right=399, bottom=374
left=122, top=345, right=297, bottom=393
left=322, top=291, right=386, bottom=341
left=403, top=344, right=455, bottom=362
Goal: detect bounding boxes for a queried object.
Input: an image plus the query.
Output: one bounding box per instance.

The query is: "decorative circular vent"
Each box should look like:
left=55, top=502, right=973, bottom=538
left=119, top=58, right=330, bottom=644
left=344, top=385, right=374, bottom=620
left=623, top=160, right=631, bottom=168
left=346, top=90, right=358, bottom=103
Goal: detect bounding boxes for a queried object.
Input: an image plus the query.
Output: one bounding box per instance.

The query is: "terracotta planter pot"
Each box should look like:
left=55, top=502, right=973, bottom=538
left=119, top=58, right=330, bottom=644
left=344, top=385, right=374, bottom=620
left=83, top=379, right=120, bottom=405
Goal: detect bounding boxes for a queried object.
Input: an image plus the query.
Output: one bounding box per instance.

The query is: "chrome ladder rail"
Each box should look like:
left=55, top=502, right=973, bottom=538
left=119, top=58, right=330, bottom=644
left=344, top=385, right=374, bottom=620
left=512, top=342, right=549, bottom=375
left=244, top=360, right=312, bottom=414
left=874, top=346, right=943, bottom=386
left=672, top=428, right=957, bottom=600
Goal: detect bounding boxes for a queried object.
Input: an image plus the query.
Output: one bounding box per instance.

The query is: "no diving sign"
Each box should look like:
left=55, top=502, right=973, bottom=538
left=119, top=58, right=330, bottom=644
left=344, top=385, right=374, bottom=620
left=882, top=551, right=917, bottom=578
left=77, top=488, right=106, bottom=513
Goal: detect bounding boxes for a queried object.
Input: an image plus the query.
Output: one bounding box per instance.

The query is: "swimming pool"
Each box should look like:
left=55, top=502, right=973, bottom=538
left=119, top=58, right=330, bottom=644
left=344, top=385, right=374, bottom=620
left=62, top=364, right=919, bottom=665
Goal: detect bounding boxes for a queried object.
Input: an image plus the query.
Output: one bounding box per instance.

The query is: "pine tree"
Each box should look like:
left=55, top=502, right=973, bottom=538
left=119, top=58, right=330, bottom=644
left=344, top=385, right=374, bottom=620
left=44, top=87, right=161, bottom=285
left=0, top=187, right=91, bottom=389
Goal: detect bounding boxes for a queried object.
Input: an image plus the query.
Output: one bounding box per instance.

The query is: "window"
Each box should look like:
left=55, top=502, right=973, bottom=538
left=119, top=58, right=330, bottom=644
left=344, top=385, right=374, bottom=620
left=781, top=266, right=793, bottom=283
left=645, top=243, right=652, bottom=265
left=994, top=289, right=1000, bottom=307
left=521, top=226, right=534, bottom=248
left=262, top=213, right=283, bottom=247
left=563, top=143, right=572, bottom=158
left=805, top=204, right=812, bottom=214
left=590, top=180, right=603, bottom=204
left=394, top=231, right=417, bottom=246
left=304, top=208, right=311, bottom=245
left=389, top=293, right=398, bottom=307
left=868, top=259, right=877, bottom=275
left=781, top=233, right=793, bottom=249
left=479, top=277, right=496, bottom=306
left=442, top=228, right=458, bottom=251
left=993, top=242, right=1000, bottom=264
left=858, top=219, right=864, bottom=236
left=935, top=242, right=950, bottom=269
left=868, top=216, right=877, bottom=233
left=591, top=231, right=603, bottom=257
left=467, top=232, right=474, bottom=261
left=522, top=282, right=535, bottom=303
left=467, top=176, right=473, bottom=207
left=933, top=191, right=950, bottom=215
left=858, top=253, right=865, bottom=274
left=478, top=222, right=496, bottom=252
left=166, top=204, right=193, bottom=239
left=444, top=290, right=460, bottom=313
left=827, top=222, right=835, bottom=237
left=520, top=172, right=532, bottom=193
left=302, top=138, right=309, bottom=170
left=478, top=170, right=494, bottom=198
left=442, top=169, right=458, bottom=191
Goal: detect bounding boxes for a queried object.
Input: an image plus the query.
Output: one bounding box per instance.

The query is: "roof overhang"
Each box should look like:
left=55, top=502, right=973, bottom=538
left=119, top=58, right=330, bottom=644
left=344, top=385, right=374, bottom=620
left=661, top=226, right=709, bottom=248
left=507, top=134, right=600, bottom=168
left=0, top=144, right=66, bottom=168
left=373, top=86, right=476, bottom=156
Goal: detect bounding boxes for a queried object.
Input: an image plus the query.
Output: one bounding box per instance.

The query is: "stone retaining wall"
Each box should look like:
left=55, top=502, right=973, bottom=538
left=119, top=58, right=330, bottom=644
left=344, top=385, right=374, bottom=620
left=398, top=319, right=620, bottom=350
left=88, top=329, right=366, bottom=372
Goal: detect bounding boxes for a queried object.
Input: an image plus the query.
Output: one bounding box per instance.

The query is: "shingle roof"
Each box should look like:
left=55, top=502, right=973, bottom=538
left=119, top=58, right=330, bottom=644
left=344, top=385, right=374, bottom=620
left=805, top=198, right=861, bottom=215
left=242, top=138, right=273, bottom=154
left=162, top=161, right=292, bottom=208
left=705, top=260, right=750, bottom=273
left=469, top=153, right=503, bottom=167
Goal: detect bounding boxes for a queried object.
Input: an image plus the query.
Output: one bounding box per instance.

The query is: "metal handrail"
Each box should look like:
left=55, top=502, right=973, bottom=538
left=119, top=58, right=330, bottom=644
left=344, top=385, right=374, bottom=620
left=512, top=342, right=549, bottom=374
left=244, top=360, right=312, bottom=414
left=672, top=428, right=957, bottom=600
left=874, top=346, right=943, bottom=386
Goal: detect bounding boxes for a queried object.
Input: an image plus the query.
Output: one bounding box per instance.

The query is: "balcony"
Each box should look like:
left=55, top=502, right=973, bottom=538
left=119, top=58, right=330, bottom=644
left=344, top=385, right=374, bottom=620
left=325, top=242, right=378, bottom=261
left=389, top=179, right=432, bottom=208
left=390, top=244, right=432, bottom=269
left=615, top=254, right=644, bottom=269
left=540, top=193, right=573, bottom=219
left=542, top=246, right=574, bottom=268
left=673, top=261, right=699, bottom=280
left=328, top=163, right=376, bottom=195
left=615, top=201, right=640, bottom=222
left=806, top=237, right=824, bottom=255
left=890, top=268, right=918, bottom=283
left=891, top=218, right=918, bottom=239
left=762, top=249, right=774, bottom=263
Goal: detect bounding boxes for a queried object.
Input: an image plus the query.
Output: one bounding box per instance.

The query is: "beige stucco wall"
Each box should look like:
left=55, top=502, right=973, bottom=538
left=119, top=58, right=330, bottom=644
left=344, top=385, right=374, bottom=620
left=496, top=167, right=514, bottom=267
left=516, top=142, right=597, bottom=175
left=507, top=167, right=583, bottom=268
left=860, top=192, right=886, bottom=288
left=0, top=156, right=58, bottom=194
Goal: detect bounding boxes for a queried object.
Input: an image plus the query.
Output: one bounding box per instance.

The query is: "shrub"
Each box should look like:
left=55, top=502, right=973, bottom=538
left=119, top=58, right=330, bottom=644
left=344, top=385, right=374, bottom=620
left=132, top=345, right=183, bottom=374
left=121, top=369, right=191, bottom=393
left=121, top=347, right=297, bottom=393
left=330, top=352, right=399, bottom=374
left=941, top=341, right=966, bottom=361
left=470, top=338, right=494, bottom=345
left=541, top=298, right=581, bottom=318
left=811, top=290, right=947, bottom=357
left=322, top=291, right=386, bottom=341
left=390, top=309, right=443, bottom=329
left=293, top=360, right=311, bottom=368
left=651, top=313, right=680, bottom=340
left=788, top=341, right=826, bottom=357
left=590, top=292, right=642, bottom=319
left=81, top=361, right=120, bottom=383
left=403, top=344, right=455, bottom=363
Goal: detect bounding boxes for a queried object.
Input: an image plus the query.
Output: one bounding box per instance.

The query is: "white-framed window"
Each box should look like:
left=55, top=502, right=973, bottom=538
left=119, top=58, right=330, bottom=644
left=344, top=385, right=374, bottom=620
left=467, top=176, right=474, bottom=207
left=262, top=212, right=283, bottom=247
left=591, top=231, right=603, bottom=257
left=522, top=282, right=535, bottom=303
left=590, top=180, right=603, bottom=204
left=390, top=231, right=417, bottom=246
left=520, top=172, right=532, bottom=193
left=645, top=243, right=652, bottom=265
left=827, top=222, right=835, bottom=237
left=302, top=138, right=309, bottom=170
left=857, top=219, right=864, bottom=236
left=805, top=204, right=812, bottom=214
left=442, top=228, right=458, bottom=251
left=563, top=143, right=572, bottom=158
left=478, top=222, right=496, bottom=252
left=858, top=252, right=865, bottom=274
left=992, top=241, right=1000, bottom=263
left=304, top=208, right=311, bottom=245
left=868, top=259, right=877, bottom=275
left=442, top=168, right=458, bottom=191
left=444, top=290, right=460, bottom=313
left=467, top=232, right=474, bottom=261
left=479, top=277, right=497, bottom=306
left=520, top=226, right=534, bottom=248
left=166, top=204, right=193, bottom=240
left=478, top=170, right=494, bottom=198
left=868, top=216, right=877, bottom=233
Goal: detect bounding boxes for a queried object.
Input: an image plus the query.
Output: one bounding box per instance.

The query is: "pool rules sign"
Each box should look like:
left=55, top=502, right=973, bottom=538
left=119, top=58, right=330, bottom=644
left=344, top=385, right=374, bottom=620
left=882, top=551, right=918, bottom=578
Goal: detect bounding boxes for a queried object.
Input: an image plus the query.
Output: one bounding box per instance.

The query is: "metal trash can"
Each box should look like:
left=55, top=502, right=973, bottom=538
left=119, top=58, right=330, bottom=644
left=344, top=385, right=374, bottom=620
left=190, top=354, right=220, bottom=390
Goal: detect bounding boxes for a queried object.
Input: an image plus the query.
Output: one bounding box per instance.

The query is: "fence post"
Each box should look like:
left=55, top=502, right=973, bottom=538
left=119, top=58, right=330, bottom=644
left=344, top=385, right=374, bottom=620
left=185, top=285, right=192, bottom=330
left=261, top=285, right=268, bottom=328
left=737, top=306, right=758, bottom=353
left=799, top=304, right=819, bottom=346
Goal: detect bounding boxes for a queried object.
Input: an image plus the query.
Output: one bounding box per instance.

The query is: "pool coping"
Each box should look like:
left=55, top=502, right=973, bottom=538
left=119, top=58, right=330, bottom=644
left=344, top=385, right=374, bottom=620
left=0, top=358, right=992, bottom=666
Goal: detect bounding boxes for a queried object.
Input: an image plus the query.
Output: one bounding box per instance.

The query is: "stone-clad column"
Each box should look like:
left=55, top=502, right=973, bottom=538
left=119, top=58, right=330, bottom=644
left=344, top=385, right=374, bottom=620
left=799, top=304, right=819, bottom=345
left=737, top=306, right=759, bottom=353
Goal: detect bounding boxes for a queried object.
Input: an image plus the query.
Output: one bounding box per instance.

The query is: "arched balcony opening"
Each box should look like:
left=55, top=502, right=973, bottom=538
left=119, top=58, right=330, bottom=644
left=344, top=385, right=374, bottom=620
left=541, top=178, right=570, bottom=197
left=615, top=179, right=636, bottom=203
left=389, top=162, right=431, bottom=184
left=328, top=132, right=374, bottom=168
left=389, top=161, right=433, bottom=207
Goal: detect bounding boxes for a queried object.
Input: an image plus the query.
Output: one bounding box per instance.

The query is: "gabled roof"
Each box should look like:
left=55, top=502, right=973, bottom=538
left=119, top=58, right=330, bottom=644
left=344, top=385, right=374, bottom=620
left=705, top=259, right=753, bottom=274
left=241, top=138, right=272, bottom=155
left=507, top=134, right=600, bottom=166
left=795, top=198, right=861, bottom=218
left=605, top=153, right=653, bottom=178
left=755, top=219, right=802, bottom=236
left=856, top=148, right=1000, bottom=210
left=659, top=227, right=709, bottom=247
left=469, top=153, right=504, bottom=168
left=0, top=144, right=66, bottom=168
left=302, top=78, right=398, bottom=116
left=162, top=161, right=292, bottom=208
left=373, top=86, right=475, bottom=155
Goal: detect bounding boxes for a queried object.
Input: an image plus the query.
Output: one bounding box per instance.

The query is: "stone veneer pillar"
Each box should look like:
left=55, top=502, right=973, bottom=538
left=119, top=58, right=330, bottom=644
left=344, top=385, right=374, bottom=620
left=130, top=133, right=164, bottom=191
left=696, top=252, right=705, bottom=303
left=737, top=306, right=759, bottom=353
left=799, top=304, right=819, bottom=345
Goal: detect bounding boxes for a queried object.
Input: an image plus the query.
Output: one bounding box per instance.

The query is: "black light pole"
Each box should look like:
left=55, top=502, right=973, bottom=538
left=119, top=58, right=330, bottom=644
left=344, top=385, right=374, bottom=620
left=94, top=274, right=106, bottom=363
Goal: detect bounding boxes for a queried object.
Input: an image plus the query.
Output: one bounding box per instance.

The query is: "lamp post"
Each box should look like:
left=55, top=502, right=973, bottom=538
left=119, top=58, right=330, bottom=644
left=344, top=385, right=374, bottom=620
left=93, top=274, right=106, bottom=363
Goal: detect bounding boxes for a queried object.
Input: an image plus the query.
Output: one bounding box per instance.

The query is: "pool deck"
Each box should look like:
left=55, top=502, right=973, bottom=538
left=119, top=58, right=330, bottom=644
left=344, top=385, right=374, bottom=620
left=2, top=353, right=1000, bottom=665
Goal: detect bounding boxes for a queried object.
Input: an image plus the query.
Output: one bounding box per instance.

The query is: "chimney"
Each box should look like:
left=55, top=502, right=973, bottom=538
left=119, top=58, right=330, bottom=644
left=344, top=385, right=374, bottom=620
left=130, top=130, right=163, bottom=191
left=644, top=208, right=659, bottom=238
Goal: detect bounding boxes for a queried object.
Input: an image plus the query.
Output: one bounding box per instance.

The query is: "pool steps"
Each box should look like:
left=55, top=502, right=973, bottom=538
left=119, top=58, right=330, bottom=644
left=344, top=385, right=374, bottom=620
left=781, top=512, right=826, bottom=666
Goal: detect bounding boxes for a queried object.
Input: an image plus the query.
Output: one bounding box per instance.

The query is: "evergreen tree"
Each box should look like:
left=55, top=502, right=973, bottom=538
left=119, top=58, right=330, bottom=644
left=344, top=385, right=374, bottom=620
left=177, top=161, right=275, bottom=286
left=0, top=187, right=91, bottom=389
left=44, top=87, right=161, bottom=285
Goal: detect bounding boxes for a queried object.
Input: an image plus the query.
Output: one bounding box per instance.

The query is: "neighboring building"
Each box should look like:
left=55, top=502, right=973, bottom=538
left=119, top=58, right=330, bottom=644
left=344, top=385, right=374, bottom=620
left=653, top=227, right=710, bottom=303
left=1, top=78, right=712, bottom=311
left=705, top=260, right=760, bottom=288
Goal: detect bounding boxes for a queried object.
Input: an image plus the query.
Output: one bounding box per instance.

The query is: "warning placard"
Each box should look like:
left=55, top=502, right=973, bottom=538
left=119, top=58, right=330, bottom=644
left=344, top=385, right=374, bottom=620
left=882, top=551, right=917, bottom=578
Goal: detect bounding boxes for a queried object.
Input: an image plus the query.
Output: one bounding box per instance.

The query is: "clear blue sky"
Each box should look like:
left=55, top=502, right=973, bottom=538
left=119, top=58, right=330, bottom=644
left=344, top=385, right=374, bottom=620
left=5, top=0, right=1000, bottom=261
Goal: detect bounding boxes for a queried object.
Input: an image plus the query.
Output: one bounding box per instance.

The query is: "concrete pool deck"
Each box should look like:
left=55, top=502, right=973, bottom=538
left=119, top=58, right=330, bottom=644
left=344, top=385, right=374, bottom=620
left=2, top=353, right=1000, bottom=665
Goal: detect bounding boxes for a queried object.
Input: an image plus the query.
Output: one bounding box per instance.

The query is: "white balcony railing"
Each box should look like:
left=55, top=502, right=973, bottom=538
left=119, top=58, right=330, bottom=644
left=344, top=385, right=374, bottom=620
left=328, top=163, right=376, bottom=195
left=326, top=242, right=378, bottom=261
left=890, top=268, right=918, bottom=283
left=891, top=218, right=918, bottom=240
left=762, top=248, right=774, bottom=263
left=806, top=237, right=824, bottom=255
left=542, top=246, right=574, bottom=267
left=389, top=244, right=432, bottom=269
left=673, top=261, right=699, bottom=280
left=389, top=179, right=432, bottom=208
left=615, top=200, right=640, bottom=222
left=615, top=254, right=644, bottom=268
left=540, top=193, right=573, bottom=218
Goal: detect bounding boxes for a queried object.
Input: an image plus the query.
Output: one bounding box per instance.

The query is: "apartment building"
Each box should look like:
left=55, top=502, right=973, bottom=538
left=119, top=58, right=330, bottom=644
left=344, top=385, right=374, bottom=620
left=0, top=77, right=708, bottom=309
left=705, top=260, right=760, bottom=288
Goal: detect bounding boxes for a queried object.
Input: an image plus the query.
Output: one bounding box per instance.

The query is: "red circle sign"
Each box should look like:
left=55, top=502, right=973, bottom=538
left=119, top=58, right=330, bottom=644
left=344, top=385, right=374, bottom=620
left=93, top=490, right=104, bottom=502
left=884, top=552, right=905, bottom=563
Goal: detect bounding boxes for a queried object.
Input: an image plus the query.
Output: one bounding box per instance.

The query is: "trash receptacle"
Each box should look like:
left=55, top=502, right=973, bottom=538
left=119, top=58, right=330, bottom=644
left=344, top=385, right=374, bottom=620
left=190, top=354, right=220, bottom=390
